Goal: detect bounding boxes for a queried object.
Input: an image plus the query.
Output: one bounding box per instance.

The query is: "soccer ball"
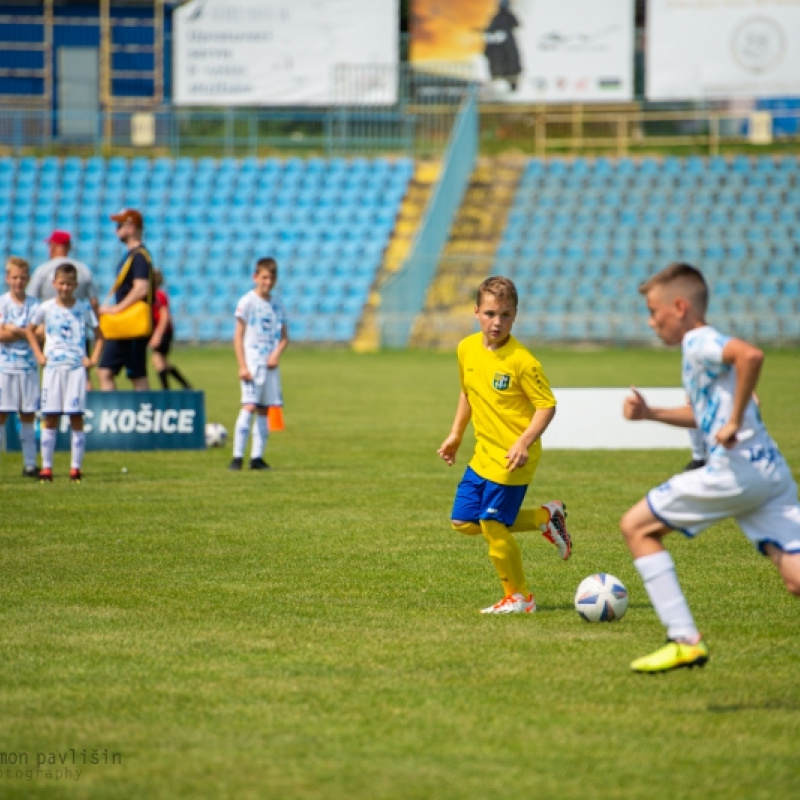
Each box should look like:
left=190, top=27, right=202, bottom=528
left=574, top=573, right=629, bottom=622
left=205, top=422, right=228, bottom=448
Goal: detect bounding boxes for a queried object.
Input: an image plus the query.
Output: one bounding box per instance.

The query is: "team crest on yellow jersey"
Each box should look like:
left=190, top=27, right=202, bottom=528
left=492, top=372, right=511, bottom=391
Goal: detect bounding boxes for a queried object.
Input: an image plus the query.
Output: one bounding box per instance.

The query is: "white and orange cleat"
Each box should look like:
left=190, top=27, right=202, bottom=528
left=480, top=592, right=536, bottom=614
left=541, top=501, right=572, bottom=560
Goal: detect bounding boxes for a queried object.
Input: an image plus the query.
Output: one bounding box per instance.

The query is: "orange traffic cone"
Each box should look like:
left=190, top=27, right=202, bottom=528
left=267, top=405, right=285, bottom=432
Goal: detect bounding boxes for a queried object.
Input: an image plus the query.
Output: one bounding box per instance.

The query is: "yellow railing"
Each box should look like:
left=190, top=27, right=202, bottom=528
left=478, top=104, right=800, bottom=156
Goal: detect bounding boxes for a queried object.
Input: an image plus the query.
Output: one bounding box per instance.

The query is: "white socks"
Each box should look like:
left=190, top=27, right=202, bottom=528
left=233, top=410, right=269, bottom=460
left=71, top=431, right=86, bottom=470
left=20, top=422, right=37, bottom=469
left=41, top=428, right=57, bottom=470
left=634, top=550, right=700, bottom=643
left=251, top=414, right=268, bottom=460
left=233, top=409, right=252, bottom=458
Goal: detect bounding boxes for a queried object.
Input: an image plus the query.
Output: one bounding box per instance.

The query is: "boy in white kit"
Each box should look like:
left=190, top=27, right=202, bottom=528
left=26, top=263, right=104, bottom=483
left=228, top=257, right=288, bottom=471
left=621, top=262, right=800, bottom=673
left=0, top=256, right=41, bottom=477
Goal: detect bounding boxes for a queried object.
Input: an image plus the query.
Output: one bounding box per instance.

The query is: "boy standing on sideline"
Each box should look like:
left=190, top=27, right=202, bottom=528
left=229, top=257, right=288, bottom=471
left=150, top=269, right=192, bottom=390
left=0, top=256, right=41, bottom=477
left=30, top=230, right=100, bottom=391
left=438, top=276, right=571, bottom=614
left=27, top=263, right=104, bottom=483
left=621, top=263, right=800, bottom=673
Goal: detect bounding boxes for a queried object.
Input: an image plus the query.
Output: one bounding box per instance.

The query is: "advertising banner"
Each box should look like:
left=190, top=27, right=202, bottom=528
left=647, top=0, right=800, bottom=100
left=543, top=388, right=689, bottom=450
left=3, top=391, right=206, bottom=452
left=410, top=0, right=634, bottom=103
left=173, top=0, right=398, bottom=106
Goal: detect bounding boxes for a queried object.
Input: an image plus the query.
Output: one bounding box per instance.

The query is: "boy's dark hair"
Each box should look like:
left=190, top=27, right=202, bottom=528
left=54, top=262, right=78, bottom=281
left=638, top=262, right=709, bottom=315
left=255, top=257, right=278, bottom=277
left=476, top=276, right=518, bottom=309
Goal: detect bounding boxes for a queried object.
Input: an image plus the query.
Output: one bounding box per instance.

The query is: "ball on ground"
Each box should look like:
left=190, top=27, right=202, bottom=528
left=574, top=573, right=628, bottom=622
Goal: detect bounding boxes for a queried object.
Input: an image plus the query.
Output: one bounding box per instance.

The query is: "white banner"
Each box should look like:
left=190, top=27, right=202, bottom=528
left=647, top=0, right=800, bottom=100
left=173, top=0, right=398, bottom=106
left=543, top=388, right=690, bottom=450
left=411, top=0, right=634, bottom=103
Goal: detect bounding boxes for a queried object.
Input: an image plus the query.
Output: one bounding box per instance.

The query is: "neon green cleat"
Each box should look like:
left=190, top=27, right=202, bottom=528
left=631, top=638, right=709, bottom=673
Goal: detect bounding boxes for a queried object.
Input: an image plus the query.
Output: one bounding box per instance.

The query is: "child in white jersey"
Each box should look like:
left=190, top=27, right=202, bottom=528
left=228, top=257, right=288, bottom=471
left=621, top=262, right=800, bottom=673
left=0, top=256, right=41, bottom=477
left=26, top=263, right=104, bottom=483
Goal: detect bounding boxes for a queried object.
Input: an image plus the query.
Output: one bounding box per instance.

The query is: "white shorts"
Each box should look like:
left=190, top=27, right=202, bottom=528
left=240, top=365, right=282, bottom=408
left=0, top=371, right=40, bottom=414
left=647, top=450, right=800, bottom=554
left=41, top=366, right=86, bottom=415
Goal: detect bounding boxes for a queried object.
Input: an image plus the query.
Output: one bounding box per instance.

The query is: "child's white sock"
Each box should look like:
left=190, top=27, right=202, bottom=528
left=250, top=414, right=268, bottom=460
left=71, top=430, right=86, bottom=470
left=20, top=422, right=37, bottom=469
left=41, top=428, right=57, bottom=470
left=634, top=551, right=700, bottom=642
left=233, top=409, right=252, bottom=458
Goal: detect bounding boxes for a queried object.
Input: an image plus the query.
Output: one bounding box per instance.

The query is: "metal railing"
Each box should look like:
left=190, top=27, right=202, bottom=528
left=378, top=87, right=479, bottom=348
left=1, top=101, right=797, bottom=158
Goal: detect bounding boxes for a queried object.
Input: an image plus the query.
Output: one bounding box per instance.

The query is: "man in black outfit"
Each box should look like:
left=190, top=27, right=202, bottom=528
left=97, top=208, right=154, bottom=391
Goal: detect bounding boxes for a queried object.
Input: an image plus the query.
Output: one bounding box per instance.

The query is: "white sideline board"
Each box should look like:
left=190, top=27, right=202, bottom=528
left=543, top=388, right=690, bottom=450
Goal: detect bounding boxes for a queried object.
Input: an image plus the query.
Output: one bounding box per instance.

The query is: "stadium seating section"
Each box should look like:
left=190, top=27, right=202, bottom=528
left=499, top=155, right=800, bottom=343
left=1, top=154, right=798, bottom=344
left=0, top=155, right=414, bottom=343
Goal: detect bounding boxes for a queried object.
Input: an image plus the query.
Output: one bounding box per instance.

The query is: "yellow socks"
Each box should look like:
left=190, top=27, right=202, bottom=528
left=451, top=521, right=482, bottom=536
left=509, top=507, right=550, bottom=533
left=480, top=519, right=528, bottom=597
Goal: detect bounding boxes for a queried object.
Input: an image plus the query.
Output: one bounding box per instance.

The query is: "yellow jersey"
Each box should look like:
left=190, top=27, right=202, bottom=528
left=458, top=332, right=556, bottom=486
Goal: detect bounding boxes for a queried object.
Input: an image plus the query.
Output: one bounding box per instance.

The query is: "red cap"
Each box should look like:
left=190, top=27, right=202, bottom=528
left=46, top=230, right=71, bottom=246
left=110, top=208, right=144, bottom=228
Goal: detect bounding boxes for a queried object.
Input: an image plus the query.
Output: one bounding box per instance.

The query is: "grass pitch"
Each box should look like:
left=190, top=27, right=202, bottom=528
left=1, top=346, right=799, bottom=799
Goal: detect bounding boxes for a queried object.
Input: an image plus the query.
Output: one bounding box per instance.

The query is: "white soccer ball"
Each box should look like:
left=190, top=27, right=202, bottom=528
left=574, top=573, right=629, bottom=622
left=205, top=422, right=228, bottom=448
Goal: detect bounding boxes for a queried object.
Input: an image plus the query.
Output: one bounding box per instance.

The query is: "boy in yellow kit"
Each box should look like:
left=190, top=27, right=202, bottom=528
left=438, top=276, right=571, bottom=613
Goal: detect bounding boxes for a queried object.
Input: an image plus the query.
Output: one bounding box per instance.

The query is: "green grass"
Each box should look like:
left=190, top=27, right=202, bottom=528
left=2, top=346, right=799, bottom=799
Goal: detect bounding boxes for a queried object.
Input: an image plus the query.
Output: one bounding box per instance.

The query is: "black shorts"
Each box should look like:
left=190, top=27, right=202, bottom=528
left=99, top=337, right=149, bottom=380
left=152, top=329, right=173, bottom=357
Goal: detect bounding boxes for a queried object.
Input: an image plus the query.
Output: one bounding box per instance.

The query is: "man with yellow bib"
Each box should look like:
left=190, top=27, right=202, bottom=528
left=438, top=276, right=571, bottom=613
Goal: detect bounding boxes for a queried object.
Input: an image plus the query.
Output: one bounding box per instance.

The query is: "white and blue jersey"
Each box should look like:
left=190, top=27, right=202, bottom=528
left=0, top=293, right=39, bottom=373
left=647, top=324, right=800, bottom=553
left=235, top=290, right=286, bottom=374
left=682, top=325, right=777, bottom=463
left=31, top=298, right=97, bottom=370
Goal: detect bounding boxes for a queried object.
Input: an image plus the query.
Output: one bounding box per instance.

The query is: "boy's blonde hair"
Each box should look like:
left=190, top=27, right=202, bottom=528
left=6, top=255, right=29, bottom=274
left=638, top=262, right=709, bottom=316
left=255, top=257, right=277, bottom=277
left=476, top=275, right=518, bottom=309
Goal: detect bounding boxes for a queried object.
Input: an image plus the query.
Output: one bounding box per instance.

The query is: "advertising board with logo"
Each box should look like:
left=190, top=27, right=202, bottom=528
left=410, top=0, right=634, bottom=103
left=173, top=0, right=399, bottom=106
left=647, top=0, right=800, bottom=100
left=2, top=391, right=206, bottom=451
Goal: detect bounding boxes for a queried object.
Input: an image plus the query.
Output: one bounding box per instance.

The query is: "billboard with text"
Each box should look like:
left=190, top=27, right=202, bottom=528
left=174, top=0, right=399, bottom=106
left=3, top=391, right=206, bottom=452
left=647, top=0, right=800, bottom=100
left=410, top=0, right=634, bottom=103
